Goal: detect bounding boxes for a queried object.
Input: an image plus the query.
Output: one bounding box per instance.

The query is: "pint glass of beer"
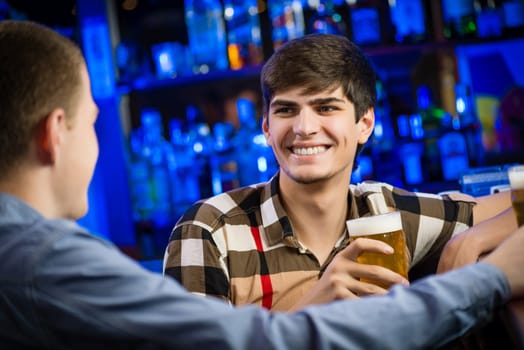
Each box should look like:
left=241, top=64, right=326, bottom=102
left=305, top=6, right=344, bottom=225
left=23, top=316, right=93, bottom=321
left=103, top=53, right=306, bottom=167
left=508, top=165, right=524, bottom=227
left=346, top=211, right=409, bottom=288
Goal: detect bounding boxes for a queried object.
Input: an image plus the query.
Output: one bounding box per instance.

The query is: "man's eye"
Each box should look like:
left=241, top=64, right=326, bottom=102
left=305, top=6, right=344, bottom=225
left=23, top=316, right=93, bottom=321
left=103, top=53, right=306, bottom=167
left=319, top=106, right=337, bottom=113
left=274, top=107, right=293, bottom=114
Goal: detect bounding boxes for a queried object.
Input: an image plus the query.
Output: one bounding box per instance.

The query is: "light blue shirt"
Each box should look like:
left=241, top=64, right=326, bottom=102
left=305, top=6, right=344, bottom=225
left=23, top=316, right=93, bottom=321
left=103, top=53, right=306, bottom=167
left=0, top=193, right=510, bottom=349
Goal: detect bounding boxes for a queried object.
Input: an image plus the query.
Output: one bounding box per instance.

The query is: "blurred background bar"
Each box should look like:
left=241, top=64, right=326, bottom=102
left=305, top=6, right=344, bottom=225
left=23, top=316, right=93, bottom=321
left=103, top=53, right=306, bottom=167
left=2, top=0, right=523, bottom=266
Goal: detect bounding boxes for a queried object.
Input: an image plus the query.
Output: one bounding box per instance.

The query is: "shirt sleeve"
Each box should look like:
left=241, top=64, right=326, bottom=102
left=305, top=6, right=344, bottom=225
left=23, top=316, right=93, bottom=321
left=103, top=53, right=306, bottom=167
left=30, top=231, right=510, bottom=349
left=163, top=210, right=231, bottom=303
left=401, top=188, right=476, bottom=280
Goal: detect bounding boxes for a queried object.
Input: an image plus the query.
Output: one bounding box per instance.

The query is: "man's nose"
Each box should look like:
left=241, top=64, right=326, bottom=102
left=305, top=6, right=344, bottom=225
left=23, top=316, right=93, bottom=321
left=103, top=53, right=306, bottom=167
left=293, top=108, right=320, bottom=136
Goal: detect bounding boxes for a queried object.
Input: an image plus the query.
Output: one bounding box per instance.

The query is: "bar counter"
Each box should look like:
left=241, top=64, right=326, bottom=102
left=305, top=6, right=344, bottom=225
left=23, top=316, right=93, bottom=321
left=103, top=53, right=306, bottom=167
left=505, top=299, right=524, bottom=347
left=441, top=298, right=524, bottom=349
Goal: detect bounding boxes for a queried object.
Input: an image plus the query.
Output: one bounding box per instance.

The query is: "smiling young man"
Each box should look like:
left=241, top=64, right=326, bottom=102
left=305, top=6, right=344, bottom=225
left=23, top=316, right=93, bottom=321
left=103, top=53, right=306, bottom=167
left=265, top=85, right=373, bottom=266
left=163, top=33, right=518, bottom=311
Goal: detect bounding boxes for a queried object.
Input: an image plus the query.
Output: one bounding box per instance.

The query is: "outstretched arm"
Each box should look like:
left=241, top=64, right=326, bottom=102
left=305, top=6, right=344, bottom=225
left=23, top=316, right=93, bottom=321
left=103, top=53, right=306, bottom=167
left=34, top=231, right=512, bottom=350
left=473, top=190, right=511, bottom=224
left=24, top=225, right=524, bottom=349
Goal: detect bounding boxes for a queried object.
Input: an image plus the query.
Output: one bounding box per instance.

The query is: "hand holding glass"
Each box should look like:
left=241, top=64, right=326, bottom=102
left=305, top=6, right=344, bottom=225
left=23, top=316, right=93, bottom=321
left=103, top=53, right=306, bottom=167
left=508, top=165, right=524, bottom=227
left=347, top=211, right=409, bottom=289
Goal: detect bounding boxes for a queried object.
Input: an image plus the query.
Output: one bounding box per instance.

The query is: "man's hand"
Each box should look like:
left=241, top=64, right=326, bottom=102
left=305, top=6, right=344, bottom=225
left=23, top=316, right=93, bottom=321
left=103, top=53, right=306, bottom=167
left=437, top=208, right=518, bottom=273
left=290, top=238, right=409, bottom=311
left=484, top=225, right=524, bottom=297
left=437, top=230, right=483, bottom=273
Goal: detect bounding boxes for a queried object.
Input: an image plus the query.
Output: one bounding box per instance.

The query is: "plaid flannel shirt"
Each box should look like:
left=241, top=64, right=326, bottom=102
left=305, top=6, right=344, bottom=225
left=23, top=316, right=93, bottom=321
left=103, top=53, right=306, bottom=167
left=164, top=174, right=476, bottom=311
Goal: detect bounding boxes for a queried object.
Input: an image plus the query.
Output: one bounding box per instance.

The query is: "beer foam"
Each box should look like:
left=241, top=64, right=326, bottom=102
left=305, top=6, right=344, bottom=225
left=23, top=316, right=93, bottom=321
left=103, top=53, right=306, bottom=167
left=346, top=211, right=402, bottom=236
left=509, top=165, right=524, bottom=189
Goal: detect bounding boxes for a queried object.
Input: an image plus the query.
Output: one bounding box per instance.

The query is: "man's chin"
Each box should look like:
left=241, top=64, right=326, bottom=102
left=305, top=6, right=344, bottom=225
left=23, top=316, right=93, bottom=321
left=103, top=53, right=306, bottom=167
left=288, top=172, right=326, bottom=185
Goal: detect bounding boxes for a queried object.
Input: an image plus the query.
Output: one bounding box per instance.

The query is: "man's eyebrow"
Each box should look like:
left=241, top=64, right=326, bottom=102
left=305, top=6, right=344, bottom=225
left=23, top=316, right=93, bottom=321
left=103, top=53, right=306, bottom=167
left=270, top=99, right=298, bottom=108
left=307, top=97, right=346, bottom=105
left=270, top=96, right=345, bottom=108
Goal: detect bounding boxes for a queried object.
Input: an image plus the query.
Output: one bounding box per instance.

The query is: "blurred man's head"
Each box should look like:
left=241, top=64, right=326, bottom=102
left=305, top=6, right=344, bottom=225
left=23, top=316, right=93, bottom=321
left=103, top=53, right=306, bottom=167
left=0, top=20, right=99, bottom=219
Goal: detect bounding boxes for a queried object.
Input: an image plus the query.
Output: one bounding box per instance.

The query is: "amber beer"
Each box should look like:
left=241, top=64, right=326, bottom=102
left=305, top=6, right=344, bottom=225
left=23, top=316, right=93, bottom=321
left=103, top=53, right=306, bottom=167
left=347, top=211, right=409, bottom=289
left=508, top=165, right=524, bottom=227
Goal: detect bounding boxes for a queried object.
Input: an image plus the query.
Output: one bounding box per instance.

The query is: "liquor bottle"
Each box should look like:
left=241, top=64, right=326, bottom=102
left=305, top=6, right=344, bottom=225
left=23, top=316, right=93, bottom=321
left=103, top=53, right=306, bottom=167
left=128, top=128, right=154, bottom=224
left=441, top=0, right=478, bottom=39
left=438, top=86, right=470, bottom=181
left=389, top=0, right=428, bottom=44
left=370, top=79, right=401, bottom=184
left=234, top=98, right=260, bottom=187
left=371, top=79, right=396, bottom=154
left=210, top=122, right=240, bottom=195
left=396, top=113, right=425, bottom=186
left=454, top=83, right=484, bottom=167
left=396, top=113, right=427, bottom=185
left=438, top=131, right=470, bottom=181
left=415, top=85, right=446, bottom=182
left=305, top=0, right=347, bottom=35
left=129, top=109, right=173, bottom=258
left=223, top=0, right=264, bottom=70
left=150, top=42, right=177, bottom=79
left=234, top=98, right=279, bottom=186
left=347, top=0, right=394, bottom=46
left=184, top=0, right=229, bottom=73
left=128, top=131, right=157, bottom=259
left=475, top=0, right=503, bottom=38
left=398, top=141, right=425, bottom=186
left=185, top=105, right=214, bottom=199
left=501, top=0, right=524, bottom=37
left=167, top=118, right=201, bottom=218
left=139, top=109, right=173, bottom=228
left=267, top=0, right=306, bottom=49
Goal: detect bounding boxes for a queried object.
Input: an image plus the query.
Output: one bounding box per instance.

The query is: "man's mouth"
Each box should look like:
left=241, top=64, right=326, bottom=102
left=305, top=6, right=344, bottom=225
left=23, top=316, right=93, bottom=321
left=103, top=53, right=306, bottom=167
left=291, top=146, right=328, bottom=155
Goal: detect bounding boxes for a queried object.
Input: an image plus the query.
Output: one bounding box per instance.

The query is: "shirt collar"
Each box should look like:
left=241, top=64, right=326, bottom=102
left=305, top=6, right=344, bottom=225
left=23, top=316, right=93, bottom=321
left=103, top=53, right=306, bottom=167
left=0, top=192, right=83, bottom=232
left=261, top=173, right=358, bottom=246
left=260, top=173, right=293, bottom=246
left=0, top=192, right=42, bottom=225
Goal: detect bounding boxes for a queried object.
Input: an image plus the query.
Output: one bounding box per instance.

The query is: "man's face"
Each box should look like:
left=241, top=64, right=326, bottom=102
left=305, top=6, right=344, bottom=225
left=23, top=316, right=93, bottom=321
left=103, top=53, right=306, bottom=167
left=262, top=86, right=374, bottom=185
left=55, top=66, right=99, bottom=219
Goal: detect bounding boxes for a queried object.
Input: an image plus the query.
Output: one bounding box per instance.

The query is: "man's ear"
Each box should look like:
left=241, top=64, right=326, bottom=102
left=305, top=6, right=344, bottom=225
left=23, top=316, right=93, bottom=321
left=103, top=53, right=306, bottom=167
left=35, top=108, right=66, bottom=164
left=357, top=108, right=375, bottom=144
left=262, top=115, right=273, bottom=146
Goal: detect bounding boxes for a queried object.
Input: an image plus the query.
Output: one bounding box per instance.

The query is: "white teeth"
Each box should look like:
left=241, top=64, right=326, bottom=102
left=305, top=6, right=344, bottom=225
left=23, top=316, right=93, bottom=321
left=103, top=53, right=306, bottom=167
left=292, top=146, right=327, bottom=155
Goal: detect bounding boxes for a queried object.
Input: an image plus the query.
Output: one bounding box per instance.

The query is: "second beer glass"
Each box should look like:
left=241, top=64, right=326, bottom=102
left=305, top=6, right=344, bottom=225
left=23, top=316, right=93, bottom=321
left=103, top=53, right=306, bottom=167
left=508, top=165, right=524, bottom=227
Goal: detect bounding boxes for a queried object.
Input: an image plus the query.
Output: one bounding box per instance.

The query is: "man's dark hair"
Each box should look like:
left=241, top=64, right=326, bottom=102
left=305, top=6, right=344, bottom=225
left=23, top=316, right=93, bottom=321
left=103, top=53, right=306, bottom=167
left=261, top=33, right=377, bottom=122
